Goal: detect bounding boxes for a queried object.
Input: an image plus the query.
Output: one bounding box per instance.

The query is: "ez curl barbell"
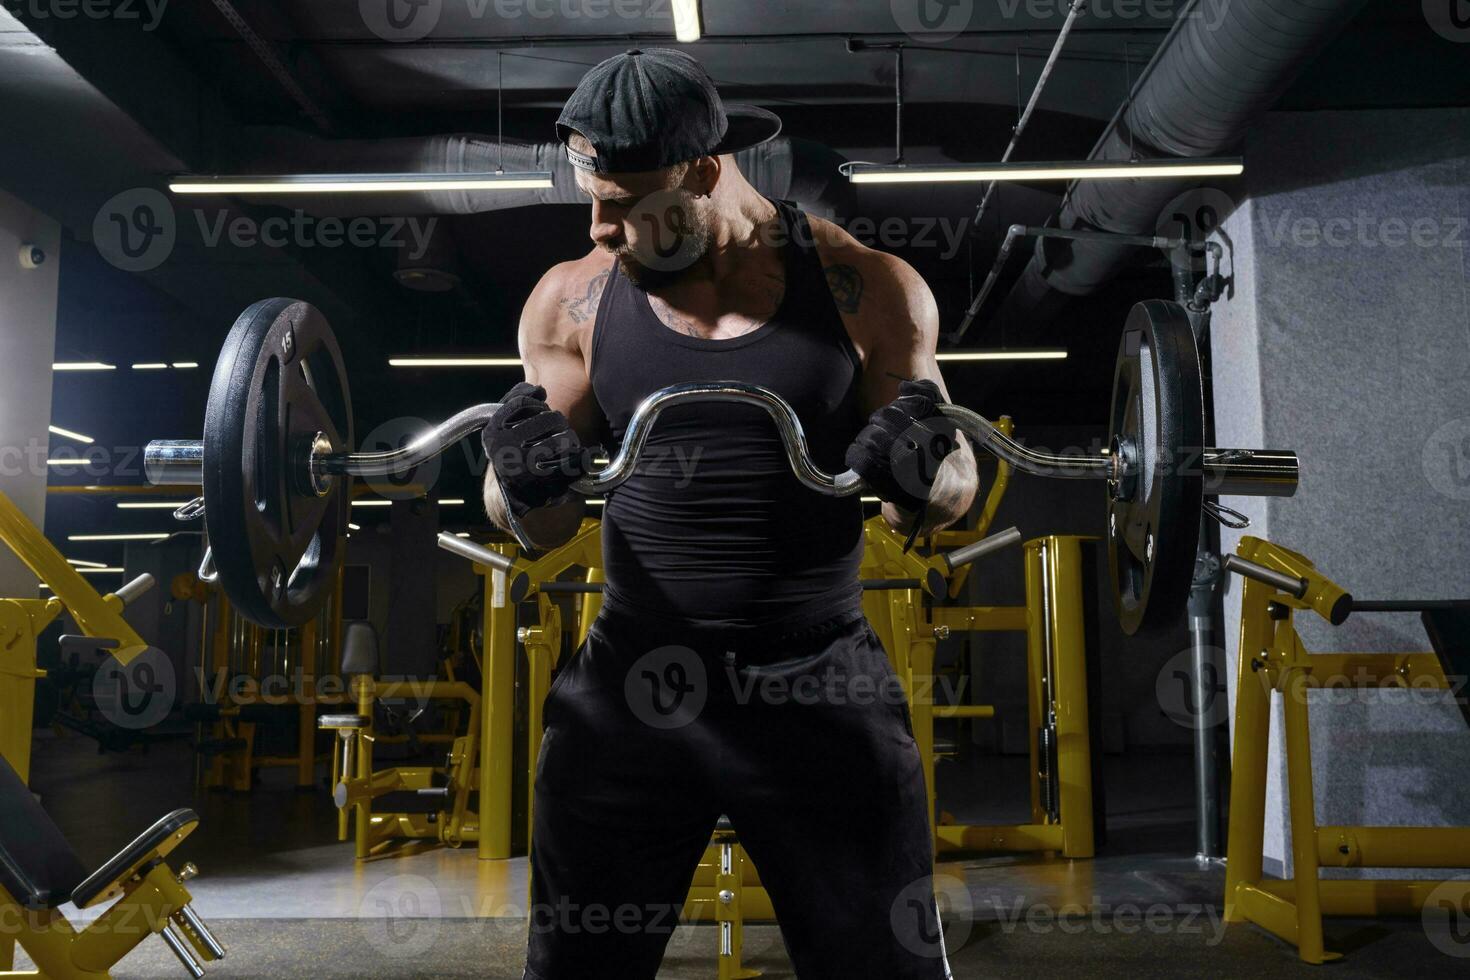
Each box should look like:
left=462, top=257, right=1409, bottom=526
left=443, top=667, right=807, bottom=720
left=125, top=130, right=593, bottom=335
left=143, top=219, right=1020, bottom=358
left=144, top=297, right=1297, bottom=634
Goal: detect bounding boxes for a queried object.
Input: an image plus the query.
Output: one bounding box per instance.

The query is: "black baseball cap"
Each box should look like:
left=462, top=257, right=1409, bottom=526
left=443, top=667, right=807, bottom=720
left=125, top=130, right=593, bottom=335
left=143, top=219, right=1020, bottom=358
left=556, top=48, right=782, bottom=174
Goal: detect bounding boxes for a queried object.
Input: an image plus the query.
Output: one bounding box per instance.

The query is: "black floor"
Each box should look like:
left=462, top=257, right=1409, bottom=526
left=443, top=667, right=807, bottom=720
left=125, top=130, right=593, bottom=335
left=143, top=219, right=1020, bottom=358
left=14, top=733, right=1461, bottom=978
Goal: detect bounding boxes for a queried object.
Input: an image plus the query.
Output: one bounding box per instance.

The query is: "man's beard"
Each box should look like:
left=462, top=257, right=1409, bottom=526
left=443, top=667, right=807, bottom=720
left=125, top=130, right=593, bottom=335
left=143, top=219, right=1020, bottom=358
left=612, top=194, right=714, bottom=291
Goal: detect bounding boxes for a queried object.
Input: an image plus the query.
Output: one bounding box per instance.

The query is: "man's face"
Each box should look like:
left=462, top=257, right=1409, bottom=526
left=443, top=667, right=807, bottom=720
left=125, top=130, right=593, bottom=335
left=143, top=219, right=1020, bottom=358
left=574, top=164, right=714, bottom=290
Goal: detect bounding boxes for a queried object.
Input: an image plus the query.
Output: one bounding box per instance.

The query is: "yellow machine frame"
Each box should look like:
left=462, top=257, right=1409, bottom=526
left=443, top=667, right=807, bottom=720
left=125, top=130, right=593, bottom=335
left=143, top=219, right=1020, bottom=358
left=326, top=673, right=484, bottom=859
left=857, top=420, right=1098, bottom=858
left=0, top=487, right=159, bottom=781
left=0, top=858, right=218, bottom=980
left=862, top=526, right=1099, bottom=859
left=0, top=487, right=211, bottom=976
left=1223, top=535, right=1470, bottom=963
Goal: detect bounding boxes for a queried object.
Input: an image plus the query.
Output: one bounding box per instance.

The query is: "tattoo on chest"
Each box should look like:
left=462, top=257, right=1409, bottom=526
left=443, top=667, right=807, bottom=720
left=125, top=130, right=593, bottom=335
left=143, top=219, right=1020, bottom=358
left=653, top=304, right=707, bottom=338
left=647, top=268, right=787, bottom=339
left=824, top=263, right=863, bottom=315
left=559, top=268, right=611, bottom=324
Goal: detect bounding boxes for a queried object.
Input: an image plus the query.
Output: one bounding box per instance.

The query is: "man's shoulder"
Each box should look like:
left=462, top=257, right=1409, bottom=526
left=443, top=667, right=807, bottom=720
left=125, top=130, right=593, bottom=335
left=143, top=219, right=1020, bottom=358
left=522, top=250, right=617, bottom=342
left=804, top=214, right=931, bottom=322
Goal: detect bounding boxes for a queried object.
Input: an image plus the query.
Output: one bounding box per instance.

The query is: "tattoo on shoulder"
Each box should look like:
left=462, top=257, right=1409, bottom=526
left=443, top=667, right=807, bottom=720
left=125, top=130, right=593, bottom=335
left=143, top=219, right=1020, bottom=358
left=824, top=263, right=863, bottom=315
left=558, top=268, right=611, bottom=324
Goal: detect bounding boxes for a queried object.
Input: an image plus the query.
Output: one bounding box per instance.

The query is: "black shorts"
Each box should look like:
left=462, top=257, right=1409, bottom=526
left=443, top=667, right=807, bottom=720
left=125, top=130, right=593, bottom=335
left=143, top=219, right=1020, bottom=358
left=524, top=605, right=951, bottom=980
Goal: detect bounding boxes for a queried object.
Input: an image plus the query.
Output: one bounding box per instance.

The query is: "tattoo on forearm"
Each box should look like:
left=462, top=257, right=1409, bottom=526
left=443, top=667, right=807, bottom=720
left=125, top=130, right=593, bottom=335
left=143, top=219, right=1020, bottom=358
left=559, top=268, right=611, bottom=324
left=824, top=263, right=863, bottom=315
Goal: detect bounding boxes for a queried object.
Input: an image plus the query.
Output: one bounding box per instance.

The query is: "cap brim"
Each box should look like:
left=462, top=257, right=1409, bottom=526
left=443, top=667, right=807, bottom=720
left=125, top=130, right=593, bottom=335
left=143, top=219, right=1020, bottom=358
left=712, top=105, right=782, bottom=156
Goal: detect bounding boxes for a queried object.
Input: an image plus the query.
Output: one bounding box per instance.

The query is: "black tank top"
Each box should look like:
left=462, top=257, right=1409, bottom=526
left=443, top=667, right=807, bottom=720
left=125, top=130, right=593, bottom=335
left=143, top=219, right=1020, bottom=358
left=589, top=199, right=866, bottom=632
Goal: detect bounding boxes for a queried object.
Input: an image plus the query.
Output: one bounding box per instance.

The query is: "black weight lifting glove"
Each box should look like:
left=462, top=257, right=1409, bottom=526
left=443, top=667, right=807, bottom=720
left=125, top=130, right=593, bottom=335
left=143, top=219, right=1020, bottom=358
left=845, top=379, right=958, bottom=514
left=483, top=382, right=588, bottom=518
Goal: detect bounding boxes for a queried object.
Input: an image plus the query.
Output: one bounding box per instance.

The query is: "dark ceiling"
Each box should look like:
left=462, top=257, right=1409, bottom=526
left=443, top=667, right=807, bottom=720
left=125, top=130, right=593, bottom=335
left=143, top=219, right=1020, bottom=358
left=2, top=0, right=1463, bottom=559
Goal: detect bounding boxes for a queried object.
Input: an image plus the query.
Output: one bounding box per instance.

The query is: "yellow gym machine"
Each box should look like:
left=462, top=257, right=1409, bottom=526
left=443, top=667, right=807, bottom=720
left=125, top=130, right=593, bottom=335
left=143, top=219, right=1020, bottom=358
left=858, top=420, right=1100, bottom=859
left=1222, top=536, right=1470, bottom=963
left=0, top=760, right=226, bottom=979
left=0, top=487, right=226, bottom=976
left=863, top=523, right=1102, bottom=859
left=433, top=519, right=605, bottom=860
left=320, top=637, right=484, bottom=859
left=0, top=486, right=160, bottom=782
left=186, top=594, right=335, bottom=794
left=325, top=519, right=605, bottom=861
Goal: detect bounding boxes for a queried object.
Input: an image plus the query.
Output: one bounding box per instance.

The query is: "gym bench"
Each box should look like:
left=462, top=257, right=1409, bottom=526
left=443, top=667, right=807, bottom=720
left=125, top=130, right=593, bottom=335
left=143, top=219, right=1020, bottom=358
left=0, top=755, right=223, bottom=978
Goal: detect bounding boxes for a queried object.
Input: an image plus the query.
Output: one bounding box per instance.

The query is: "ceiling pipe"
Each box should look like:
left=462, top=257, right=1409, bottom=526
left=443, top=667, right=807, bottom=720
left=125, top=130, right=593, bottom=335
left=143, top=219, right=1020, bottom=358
left=214, top=132, right=856, bottom=219
left=989, top=0, right=1373, bottom=331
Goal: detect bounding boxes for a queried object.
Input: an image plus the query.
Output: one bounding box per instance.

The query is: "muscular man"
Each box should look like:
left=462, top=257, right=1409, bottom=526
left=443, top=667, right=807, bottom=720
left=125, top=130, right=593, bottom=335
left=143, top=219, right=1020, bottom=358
left=482, top=49, right=978, bottom=980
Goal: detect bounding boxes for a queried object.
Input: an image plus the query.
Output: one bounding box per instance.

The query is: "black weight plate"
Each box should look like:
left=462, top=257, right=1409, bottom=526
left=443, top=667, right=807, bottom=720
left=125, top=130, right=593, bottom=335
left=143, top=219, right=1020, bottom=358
left=203, top=299, right=353, bottom=628
left=1106, top=300, right=1204, bottom=636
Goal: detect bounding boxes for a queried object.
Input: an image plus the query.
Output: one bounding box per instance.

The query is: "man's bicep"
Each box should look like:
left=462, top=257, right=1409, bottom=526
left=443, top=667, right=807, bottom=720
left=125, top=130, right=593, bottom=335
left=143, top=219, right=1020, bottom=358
left=517, top=302, right=600, bottom=443
left=859, top=256, right=948, bottom=412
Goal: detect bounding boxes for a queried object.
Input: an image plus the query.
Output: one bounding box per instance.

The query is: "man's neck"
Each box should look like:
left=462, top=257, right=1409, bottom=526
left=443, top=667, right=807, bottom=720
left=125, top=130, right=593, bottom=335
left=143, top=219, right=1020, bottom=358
left=691, top=182, right=780, bottom=286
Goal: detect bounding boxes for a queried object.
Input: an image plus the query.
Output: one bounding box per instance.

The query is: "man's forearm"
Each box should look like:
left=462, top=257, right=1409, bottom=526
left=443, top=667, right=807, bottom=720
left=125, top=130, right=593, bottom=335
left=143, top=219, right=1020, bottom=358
left=882, top=435, right=979, bottom=537
left=482, top=475, right=586, bottom=550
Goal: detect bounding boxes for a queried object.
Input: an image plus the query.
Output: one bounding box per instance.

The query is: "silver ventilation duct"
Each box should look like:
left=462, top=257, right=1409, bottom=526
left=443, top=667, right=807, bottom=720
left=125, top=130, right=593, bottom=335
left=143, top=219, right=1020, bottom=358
left=994, top=0, right=1372, bottom=327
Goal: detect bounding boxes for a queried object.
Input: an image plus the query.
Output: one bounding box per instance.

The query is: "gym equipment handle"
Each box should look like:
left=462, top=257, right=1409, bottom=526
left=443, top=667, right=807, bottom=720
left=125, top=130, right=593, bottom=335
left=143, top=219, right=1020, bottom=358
left=146, top=381, right=1299, bottom=499
left=436, top=532, right=516, bottom=573
left=1222, top=554, right=1309, bottom=597
left=113, top=572, right=157, bottom=607
left=944, top=526, right=1022, bottom=571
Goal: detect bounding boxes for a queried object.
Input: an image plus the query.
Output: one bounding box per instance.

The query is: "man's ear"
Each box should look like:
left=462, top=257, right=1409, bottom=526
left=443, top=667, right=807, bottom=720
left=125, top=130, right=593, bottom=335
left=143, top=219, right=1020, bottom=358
left=688, top=155, right=721, bottom=196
